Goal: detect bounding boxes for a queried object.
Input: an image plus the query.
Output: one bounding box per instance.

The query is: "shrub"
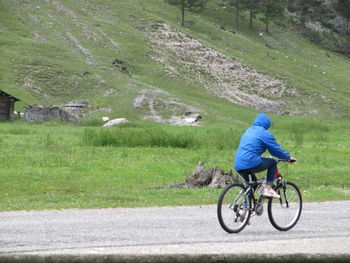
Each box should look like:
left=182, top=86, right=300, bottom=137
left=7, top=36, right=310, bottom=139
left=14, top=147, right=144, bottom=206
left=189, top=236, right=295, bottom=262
left=82, top=126, right=196, bottom=149
left=82, top=125, right=241, bottom=150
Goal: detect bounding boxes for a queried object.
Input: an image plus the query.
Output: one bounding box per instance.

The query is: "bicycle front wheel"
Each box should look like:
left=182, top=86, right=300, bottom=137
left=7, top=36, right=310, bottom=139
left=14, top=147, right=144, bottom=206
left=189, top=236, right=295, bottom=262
left=217, top=183, right=251, bottom=233
left=268, top=181, right=302, bottom=231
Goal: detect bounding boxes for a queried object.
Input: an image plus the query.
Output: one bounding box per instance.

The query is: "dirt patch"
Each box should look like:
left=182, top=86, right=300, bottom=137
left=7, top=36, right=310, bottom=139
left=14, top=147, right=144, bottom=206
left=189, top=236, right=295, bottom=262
left=146, top=23, right=298, bottom=112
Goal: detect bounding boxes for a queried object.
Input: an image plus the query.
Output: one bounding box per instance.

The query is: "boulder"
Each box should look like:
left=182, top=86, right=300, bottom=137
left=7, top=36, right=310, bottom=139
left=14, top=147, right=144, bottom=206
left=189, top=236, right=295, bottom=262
left=168, top=112, right=202, bottom=126
left=102, top=118, right=128, bottom=127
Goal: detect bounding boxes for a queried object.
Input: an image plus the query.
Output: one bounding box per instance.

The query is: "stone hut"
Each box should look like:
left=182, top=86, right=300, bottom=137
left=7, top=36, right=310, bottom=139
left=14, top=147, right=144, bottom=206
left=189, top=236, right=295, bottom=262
left=0, top=89, right=20, bottom=121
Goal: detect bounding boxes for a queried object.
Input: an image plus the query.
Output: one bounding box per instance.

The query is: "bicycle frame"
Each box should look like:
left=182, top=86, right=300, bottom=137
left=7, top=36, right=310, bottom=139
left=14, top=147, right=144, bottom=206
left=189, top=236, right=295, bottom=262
left=244, top=175, right=264, bottom=216
left=243, top=159, right=292, bottom=215
left=275, top=178, right=290, bottom=208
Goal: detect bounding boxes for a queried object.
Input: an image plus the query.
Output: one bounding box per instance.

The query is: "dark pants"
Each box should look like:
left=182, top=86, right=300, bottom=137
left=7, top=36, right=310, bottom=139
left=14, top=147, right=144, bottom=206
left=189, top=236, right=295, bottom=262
left=238, top=158, right=277, bottom=185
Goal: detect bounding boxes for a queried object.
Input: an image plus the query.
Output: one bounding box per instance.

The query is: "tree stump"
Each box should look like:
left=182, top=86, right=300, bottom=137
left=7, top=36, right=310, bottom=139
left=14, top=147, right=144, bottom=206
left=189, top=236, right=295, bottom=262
left=172, top=161, right=240, bottom=188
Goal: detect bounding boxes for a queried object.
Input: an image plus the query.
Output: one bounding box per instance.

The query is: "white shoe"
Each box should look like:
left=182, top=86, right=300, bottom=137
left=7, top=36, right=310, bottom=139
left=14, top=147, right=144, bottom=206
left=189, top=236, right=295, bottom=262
left=239, top=208, right=247, bottom=222
left=262, top=188, right=280, bottom=198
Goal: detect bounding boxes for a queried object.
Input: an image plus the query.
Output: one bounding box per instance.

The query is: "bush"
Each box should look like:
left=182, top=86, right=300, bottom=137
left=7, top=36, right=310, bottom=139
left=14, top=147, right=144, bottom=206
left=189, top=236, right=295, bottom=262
left=82, top=126, right=196, bottom=148
left=82, top=125, right=241, bottom=150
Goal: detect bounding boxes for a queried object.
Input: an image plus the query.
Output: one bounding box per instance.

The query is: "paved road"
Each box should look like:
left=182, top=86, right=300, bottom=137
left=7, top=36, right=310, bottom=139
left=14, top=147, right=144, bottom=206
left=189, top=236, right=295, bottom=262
left=1, top=201, right=350, bottom=255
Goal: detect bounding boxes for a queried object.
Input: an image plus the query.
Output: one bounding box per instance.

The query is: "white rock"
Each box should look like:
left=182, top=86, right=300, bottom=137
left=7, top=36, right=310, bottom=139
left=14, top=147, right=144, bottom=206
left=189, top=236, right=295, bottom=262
left=103, top=118, right=128, bottom=127
left=102, top=116, right=109, bottom=122
left=184, top=117, right=197, bottom=123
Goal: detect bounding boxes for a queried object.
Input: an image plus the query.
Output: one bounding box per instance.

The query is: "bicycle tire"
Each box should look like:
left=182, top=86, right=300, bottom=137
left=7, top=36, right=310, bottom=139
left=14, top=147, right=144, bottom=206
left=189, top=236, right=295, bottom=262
left=217, top=183, right=251, bottom=233
left=267, top=181, right=302, bottom=231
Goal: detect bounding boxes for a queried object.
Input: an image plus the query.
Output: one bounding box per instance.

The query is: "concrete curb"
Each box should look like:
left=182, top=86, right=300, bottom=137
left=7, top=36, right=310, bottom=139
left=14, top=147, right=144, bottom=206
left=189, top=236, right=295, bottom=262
left=1, top=254, right=350, bottom=263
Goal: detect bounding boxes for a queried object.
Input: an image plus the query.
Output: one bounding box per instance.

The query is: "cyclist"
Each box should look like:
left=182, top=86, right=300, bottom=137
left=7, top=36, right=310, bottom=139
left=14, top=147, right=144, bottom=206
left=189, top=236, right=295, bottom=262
left=234, top=112, right=296, bottom=199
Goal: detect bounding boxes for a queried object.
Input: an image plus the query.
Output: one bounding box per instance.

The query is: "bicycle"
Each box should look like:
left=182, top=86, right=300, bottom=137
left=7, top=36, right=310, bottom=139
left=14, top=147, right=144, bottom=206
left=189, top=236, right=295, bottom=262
left=217, top=159, right=302, bottom=233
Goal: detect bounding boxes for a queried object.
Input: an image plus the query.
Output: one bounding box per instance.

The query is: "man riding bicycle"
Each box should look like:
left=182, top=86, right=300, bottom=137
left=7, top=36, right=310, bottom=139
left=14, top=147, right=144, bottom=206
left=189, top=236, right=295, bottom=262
left=234, top=113, right=296, bottom=198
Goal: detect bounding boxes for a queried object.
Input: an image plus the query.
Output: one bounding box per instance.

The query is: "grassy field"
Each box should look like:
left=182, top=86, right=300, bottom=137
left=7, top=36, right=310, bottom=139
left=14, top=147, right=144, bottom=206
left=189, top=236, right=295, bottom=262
left=1, top=115, right=350, bottom=211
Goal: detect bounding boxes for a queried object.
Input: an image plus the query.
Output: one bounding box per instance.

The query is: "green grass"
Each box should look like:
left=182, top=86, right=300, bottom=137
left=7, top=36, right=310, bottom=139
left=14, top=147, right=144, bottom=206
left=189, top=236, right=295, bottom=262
left=1, top=118, right=350, bottom=211
left=82, top=122, right=240, bottom=150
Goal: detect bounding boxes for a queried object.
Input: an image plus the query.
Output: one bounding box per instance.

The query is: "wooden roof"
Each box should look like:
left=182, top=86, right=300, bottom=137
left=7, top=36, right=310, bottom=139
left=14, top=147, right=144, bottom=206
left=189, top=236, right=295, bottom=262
left=0, top=89, right=21, bottom=101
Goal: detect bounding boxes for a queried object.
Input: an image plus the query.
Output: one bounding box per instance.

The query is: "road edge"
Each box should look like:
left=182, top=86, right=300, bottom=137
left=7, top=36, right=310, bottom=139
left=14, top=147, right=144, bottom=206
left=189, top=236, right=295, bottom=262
left=1, top=254, right=350, bottom=263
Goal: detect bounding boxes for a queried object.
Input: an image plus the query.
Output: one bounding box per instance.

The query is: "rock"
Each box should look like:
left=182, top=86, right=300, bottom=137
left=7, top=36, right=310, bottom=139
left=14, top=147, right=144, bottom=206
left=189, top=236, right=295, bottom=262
left=102, top=116, right=110, bottom=122
left=168, top=112, right=202, bottom=126
left=112, top=58, right=129, bottom=73
left=102, top=118, right=128, bottom=127
left=64, top=100, right=89, bottom=118
left=265, top=43, right=274, bottom=49
left=185, top=112, right=201, bottom=122
left=23, top=105, right=79, bottom=124
left=185, top=20, right=196, bottom=26
left=144, top=115, right=164, bottom=123
left=134, top=89, right=205, bottom=125
left=65, top=100, right=89, bottom=108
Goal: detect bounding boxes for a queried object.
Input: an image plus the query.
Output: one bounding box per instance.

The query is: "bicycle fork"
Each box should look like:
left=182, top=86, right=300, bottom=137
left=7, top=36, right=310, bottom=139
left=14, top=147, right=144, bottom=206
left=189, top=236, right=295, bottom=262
left=277, top=180, right=290, bottom=208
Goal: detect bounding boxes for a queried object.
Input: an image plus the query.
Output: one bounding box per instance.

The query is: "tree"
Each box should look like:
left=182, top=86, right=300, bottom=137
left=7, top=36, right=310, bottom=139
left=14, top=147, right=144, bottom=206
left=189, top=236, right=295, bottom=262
left=222, top=0, right=241, bottom=30
left=241, top=0, right=260, bottom=29
left=166, top=0, right=208, bottom=26
left=260, top=0, right=284, bottom=32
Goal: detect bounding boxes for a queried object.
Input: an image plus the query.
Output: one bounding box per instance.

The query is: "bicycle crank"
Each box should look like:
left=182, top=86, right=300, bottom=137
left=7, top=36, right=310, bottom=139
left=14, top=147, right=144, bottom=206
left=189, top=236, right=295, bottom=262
left=255, top=198, right=264, bottom=216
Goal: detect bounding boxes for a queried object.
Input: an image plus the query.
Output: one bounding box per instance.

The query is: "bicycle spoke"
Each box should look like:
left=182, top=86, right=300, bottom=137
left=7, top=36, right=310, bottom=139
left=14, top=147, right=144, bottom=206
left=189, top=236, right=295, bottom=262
left=268, top=182, right=302, bottom=231
left=217, top=184, right=251, bottom=233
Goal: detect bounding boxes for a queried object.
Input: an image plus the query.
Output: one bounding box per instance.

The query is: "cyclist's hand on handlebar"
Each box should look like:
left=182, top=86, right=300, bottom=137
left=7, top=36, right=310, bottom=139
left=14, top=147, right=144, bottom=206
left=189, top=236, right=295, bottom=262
left=288, top=157, right=297, bottom=163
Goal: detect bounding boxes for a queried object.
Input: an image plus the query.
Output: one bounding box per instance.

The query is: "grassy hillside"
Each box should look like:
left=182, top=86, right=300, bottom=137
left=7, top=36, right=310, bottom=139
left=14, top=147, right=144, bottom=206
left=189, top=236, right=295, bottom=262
left=1, top=0, right=350, bottom=120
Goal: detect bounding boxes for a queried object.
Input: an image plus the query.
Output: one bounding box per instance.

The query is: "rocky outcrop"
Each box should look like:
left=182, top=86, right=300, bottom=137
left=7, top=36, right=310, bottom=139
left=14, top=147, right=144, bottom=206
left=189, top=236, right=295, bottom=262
left=63, top=100, right=89, bottom=118
left=134, top=88, right=205, bottom=126
left=146, top=23, right=297, bottom=112
left=23, top=105, right=79, bottom=124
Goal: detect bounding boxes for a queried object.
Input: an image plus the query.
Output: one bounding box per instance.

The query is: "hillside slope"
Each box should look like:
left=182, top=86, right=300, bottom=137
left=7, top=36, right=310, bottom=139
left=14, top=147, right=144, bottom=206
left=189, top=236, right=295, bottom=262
left=1, top=0, right=350, bottom=122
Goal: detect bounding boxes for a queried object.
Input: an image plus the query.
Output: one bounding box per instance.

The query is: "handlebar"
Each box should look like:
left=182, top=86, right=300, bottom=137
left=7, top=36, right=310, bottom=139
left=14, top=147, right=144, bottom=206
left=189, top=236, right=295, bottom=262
left=277, top=159, right=297, bottom=163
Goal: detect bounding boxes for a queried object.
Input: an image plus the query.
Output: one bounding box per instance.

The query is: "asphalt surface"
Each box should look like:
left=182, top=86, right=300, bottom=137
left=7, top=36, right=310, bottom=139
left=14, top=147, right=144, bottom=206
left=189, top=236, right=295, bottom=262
left=0, top=200, right=349, bottom=259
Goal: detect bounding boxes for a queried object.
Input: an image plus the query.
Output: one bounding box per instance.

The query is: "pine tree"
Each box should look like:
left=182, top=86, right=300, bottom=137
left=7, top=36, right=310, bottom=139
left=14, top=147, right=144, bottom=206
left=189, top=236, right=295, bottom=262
left=241, top=0, right=260, bottom=29
left=223, top=0, right=241, bottom=30
left=260, top=0, right=284, bottom=32
left=165, top=0, right=208, bottom=26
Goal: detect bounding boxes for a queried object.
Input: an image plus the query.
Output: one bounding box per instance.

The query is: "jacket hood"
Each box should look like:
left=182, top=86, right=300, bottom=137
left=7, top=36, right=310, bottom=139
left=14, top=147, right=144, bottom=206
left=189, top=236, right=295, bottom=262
left=252, top=113, right=271, bottom=130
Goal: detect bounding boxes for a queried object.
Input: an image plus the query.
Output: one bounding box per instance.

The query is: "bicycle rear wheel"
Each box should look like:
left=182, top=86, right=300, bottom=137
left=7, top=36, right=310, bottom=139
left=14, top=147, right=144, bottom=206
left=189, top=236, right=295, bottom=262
left=268, top=181, right=302, bottom=231
left=217, top=183, right=251, bottom=233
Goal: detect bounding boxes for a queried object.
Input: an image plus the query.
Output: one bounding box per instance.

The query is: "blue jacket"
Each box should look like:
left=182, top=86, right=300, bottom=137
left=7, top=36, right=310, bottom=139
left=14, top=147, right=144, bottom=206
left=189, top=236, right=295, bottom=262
left=234, top=113, right=290, bottom=171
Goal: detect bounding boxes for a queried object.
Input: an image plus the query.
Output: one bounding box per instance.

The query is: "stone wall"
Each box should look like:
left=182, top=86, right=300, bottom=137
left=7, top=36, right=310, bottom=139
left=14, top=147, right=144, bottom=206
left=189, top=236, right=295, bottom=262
left=23, top=105, right=79, bottom=124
